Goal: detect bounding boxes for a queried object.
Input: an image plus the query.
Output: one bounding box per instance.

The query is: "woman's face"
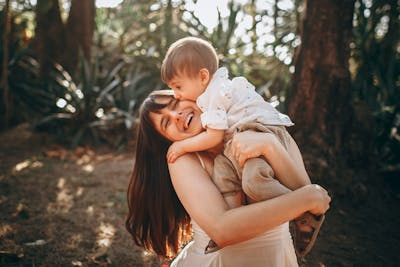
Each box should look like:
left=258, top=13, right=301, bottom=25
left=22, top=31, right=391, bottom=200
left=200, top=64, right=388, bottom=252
left=150, top=97, right=204, bottom=142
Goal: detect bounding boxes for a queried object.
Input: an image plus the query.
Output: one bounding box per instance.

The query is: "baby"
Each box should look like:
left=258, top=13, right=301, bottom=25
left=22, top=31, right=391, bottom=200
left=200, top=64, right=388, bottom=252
left=161, top=36, right=324, bottom=257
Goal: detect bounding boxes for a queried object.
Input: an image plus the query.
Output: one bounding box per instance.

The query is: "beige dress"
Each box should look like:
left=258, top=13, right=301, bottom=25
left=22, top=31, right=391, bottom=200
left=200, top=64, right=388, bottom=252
left=170, top=154, right=299, bottom=267
left=170, top=221, right=298, bottom=267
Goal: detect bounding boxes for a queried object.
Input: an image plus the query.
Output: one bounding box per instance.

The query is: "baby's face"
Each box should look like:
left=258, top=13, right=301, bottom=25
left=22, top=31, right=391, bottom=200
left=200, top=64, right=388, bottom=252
left=167, top=72, right=207, bottom=101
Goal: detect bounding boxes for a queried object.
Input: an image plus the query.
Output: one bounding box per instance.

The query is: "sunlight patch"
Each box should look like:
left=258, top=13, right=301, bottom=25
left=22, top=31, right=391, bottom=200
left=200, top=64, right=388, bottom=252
left=14, top=160, right=30, bottom=172
left=13, top=159, right=43, bottom=173
left=96, top=222, right=115, bottom=248
left=86, top=205, right=94, bottom=215
left=0, top=223, right=13, bottom=237
left=47, top=178, right=74, bottom=213
left=141, top=249, right=156, bottom=262
left=76, top=187, right=84, bottom=197
left=82, top=164, right=94, bottom=173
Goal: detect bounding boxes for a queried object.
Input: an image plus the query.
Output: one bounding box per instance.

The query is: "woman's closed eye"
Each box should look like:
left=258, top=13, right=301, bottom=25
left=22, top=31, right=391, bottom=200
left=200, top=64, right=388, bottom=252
left=160, top=116, right=170, bottom=132
left=160, top=99, right=179, bottom=131
left=165, top=119, right=170, bottom=130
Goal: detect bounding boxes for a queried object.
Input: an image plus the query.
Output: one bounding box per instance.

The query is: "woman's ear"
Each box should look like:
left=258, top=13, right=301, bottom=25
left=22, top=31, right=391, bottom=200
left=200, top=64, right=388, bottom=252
left=199, top=68, right=210, bottom=85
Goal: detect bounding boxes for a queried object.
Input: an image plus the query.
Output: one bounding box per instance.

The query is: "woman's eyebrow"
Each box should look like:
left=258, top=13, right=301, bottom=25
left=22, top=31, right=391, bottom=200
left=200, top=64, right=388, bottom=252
left=160, top=115, right=167, bottom=132
left=159, top=98, right=178, bottom=131
left=169, top=99, right=178, bottom=109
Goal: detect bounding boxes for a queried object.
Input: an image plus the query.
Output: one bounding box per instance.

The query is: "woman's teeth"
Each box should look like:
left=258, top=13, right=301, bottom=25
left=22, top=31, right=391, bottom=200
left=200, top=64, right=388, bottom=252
left=185, top=114, right=193, bottom=128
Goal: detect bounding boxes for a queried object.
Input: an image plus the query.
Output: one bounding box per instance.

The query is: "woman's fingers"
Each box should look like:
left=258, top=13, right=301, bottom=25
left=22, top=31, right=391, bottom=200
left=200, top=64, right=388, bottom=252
left=312, top=184, right=331, bottom=214
left=301, top=184, right=331, bottom=215
left=231, top=139, right=261, bottom=167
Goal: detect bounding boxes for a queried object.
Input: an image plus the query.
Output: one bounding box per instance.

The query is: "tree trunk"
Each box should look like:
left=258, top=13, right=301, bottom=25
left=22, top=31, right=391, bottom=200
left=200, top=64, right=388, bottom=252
left=35, top=0, right=65, bottom=77
left=1, top=0, right=11, bottom=129
left=64, top=0, right=95, bottom=73
left=35, top=0, right=95, bottom=76
left=164, top=0, right=173, bottom=48
left=287, top=0, right=355, bottom=158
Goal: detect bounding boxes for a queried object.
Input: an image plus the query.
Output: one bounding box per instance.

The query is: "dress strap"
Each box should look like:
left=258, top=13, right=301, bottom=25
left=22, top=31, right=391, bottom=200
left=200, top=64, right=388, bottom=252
left=195, top=152, right=206, bottom=170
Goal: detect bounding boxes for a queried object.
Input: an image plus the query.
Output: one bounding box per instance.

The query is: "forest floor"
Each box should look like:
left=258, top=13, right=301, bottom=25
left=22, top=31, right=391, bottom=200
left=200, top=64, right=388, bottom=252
left=0, top=123, right=400, bottom=267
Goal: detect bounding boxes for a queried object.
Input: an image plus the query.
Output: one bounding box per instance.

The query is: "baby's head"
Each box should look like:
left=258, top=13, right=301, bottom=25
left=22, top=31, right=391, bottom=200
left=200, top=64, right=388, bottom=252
left=161, top=37, right=219, bottom=101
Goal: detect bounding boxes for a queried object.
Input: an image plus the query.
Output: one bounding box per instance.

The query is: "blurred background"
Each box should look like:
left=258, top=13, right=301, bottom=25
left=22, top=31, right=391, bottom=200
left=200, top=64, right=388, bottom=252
left=0, top=0, right=399, bottom=266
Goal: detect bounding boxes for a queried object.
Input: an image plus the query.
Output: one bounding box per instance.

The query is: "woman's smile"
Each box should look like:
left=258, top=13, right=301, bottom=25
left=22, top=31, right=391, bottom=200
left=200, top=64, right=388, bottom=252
left=184, top=113, right=193, bottom=129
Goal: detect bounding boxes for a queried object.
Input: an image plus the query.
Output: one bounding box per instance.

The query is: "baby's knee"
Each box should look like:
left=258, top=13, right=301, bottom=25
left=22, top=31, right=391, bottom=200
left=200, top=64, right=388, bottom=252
left=242, top=158, right=274, bottom=181
left=242, top=159, right=274, bottom=190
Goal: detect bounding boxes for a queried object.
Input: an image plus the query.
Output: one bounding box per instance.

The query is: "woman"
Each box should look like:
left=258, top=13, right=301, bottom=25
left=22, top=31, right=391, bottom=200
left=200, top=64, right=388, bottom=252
left=126, top=90, right=330, bottom=266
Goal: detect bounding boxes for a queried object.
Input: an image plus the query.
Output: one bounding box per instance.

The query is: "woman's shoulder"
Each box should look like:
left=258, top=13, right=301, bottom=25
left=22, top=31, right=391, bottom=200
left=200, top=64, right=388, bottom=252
left=168, top=152, right=211, bottom=175
left=168, top=152, right=201, bottom=167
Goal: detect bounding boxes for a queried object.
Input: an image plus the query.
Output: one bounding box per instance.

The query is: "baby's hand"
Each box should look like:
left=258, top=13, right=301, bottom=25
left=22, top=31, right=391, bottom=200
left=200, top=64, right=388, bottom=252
left=167, top=141, right=186, bottom=163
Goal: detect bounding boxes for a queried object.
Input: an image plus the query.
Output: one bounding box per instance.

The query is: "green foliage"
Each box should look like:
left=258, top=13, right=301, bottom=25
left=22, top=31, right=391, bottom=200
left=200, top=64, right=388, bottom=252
left=0, top=4, right=37, bottom=128
left=1, top=0, right=398, bottom=171
left=350, top=0, right=400, bottom=171
left=172, top=0, right=300, bottom=111
left=33, top=51, right=154, bottom=148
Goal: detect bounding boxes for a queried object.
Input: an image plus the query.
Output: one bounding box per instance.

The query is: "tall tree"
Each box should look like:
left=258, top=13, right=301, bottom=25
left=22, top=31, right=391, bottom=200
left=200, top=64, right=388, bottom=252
left=35, top=0, right=95, bottom=76
left=35, top=0, right=65, bottom=77
left=64, top=0, right=95, bottom=73
left=1, top=0, right=11, bottom=129
left=287, top=0, right=355, bottom=158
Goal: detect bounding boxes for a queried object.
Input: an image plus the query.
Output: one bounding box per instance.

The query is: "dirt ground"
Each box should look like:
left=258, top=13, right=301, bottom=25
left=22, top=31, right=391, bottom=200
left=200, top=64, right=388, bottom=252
left=1, top=124, right=399, bottom=267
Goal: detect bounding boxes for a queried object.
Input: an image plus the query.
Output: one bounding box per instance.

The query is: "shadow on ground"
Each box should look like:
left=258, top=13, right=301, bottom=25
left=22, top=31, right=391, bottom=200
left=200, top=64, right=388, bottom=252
left=0, top=124, right=399, bottom=266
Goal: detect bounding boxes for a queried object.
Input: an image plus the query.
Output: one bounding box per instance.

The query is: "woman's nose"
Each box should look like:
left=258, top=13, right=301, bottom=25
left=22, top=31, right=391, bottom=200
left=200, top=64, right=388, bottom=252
left=171, top=110, right=183, bottom=122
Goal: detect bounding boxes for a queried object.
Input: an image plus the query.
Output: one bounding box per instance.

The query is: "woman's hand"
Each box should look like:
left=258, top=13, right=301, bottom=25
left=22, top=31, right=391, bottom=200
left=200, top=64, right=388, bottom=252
left=230, top=131, right=278, bottom=167
left=301, top=184, right=331, bottom=215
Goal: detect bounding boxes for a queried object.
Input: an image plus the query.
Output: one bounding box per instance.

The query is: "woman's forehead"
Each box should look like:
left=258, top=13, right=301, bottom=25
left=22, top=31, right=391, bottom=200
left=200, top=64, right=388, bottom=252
left=154, top=95, right=174, bottom=105
left=151, top=96, right=177, bottom=115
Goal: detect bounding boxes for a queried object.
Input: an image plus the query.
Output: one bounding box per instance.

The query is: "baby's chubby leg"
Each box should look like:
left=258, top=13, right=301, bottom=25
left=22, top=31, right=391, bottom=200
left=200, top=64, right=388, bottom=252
left=212, top=154, right=243, bottom=208
left=245, top=130, right=310, bottom=190
left=242, top=157, right=291, bottom=203
left=205, top=154, right=243, bottom=254
left=224, top=192, right=243, bottom=209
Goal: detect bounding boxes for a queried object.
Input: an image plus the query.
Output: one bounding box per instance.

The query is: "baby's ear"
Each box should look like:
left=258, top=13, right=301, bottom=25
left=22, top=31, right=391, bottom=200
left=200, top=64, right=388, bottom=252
left=199, top=68, right=210, bottom=84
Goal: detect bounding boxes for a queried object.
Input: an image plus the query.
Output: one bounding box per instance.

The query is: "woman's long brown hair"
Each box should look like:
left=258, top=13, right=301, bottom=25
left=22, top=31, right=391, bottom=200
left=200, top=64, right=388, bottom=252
left=126, top=90, right=191, bottom=259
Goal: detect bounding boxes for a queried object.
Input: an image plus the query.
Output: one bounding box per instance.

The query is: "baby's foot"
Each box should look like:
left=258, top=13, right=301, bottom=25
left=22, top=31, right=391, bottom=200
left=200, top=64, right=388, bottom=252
left=292, top=212, right=325, bottom=257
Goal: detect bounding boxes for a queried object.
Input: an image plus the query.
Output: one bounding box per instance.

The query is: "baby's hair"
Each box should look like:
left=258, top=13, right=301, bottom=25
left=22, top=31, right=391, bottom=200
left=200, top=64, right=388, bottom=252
left=161, top=37, right=219, bottom=83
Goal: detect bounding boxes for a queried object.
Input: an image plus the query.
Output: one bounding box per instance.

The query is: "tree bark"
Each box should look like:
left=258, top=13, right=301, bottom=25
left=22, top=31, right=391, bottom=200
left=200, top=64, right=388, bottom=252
left=35, top=0, right=65, bottom=77
left=1, top=0, right=11, bottom=129
left=287, top=0, right=355, bottom=157
left=64, top=0, right=95, bottom=73
left=35, top=0, right=95, bottom=76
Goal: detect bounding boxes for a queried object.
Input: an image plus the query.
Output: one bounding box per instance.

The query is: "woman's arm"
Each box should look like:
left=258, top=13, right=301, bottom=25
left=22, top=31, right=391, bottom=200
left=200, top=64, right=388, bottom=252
left=167, top=128, right=224, bottom=163
left=168, top=153, right=330, bottom=248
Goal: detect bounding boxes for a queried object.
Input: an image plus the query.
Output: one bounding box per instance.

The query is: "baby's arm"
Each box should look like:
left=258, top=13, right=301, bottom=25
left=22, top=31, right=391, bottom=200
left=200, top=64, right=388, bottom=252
left=167, top=128, right=224, bottom=163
